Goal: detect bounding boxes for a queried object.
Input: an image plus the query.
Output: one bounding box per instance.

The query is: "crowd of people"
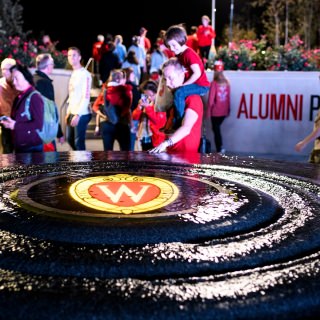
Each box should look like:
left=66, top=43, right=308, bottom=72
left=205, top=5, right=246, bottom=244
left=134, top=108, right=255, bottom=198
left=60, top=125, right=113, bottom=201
left=0, top=16, right=318, bottom=162
left=88, top=20, right=215, bottom=154
left=0, top=16, right=216, bottom=155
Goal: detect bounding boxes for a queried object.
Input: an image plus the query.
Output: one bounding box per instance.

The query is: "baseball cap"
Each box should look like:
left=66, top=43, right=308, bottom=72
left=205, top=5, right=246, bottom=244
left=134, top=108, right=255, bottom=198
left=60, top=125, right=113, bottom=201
left=214, top=60, right=224, bottom=71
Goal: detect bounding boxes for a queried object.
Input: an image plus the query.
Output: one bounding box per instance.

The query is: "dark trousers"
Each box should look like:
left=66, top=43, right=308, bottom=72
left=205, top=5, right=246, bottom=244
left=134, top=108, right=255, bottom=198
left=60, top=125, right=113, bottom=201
left=15, top=143, right=43, bottom=153
left=210, top=116, right=226, bottom=152
left=199, top=45, right=211, bottom=64
left=140, top=136, right=153, bottom=151
left=1, top=125, right=14, bottom=153
left=101, top=121, right=131, bottom=151
left=66, top=114, right=92, bottom=151
left=130, top=132, right=136, bottom=151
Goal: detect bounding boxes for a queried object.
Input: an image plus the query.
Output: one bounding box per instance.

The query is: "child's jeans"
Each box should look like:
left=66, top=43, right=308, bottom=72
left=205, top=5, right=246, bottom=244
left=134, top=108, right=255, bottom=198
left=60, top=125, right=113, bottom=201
left=174, top=84, right=209, bottom=120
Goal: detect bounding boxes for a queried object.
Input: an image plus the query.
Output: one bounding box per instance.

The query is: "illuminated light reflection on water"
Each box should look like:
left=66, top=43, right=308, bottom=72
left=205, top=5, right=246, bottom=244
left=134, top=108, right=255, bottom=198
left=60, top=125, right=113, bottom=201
left=0, top=157, right=319, bottom=319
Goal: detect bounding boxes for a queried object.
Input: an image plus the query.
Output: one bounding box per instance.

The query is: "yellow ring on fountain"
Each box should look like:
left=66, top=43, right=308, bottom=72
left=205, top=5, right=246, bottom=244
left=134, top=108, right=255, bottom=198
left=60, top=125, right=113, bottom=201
left=69, top=174, right=179, bottom=214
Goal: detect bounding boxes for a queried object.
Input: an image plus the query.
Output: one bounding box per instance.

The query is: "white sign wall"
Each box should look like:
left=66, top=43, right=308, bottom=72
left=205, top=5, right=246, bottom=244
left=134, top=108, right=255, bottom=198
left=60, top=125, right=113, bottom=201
left=204, top=71, right=320, bottom=156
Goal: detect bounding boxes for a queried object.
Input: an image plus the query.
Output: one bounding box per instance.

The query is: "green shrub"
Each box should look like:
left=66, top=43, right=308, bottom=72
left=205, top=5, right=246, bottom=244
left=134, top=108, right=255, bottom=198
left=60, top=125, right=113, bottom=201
left=0, top=35, right=67, bottom=68
left=214, top=35, right=320, bottom=71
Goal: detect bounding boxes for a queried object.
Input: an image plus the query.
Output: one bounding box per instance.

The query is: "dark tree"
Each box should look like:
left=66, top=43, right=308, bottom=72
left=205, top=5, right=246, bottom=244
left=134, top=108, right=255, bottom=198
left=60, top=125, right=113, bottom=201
left=0, top=0, right=24, bottom=36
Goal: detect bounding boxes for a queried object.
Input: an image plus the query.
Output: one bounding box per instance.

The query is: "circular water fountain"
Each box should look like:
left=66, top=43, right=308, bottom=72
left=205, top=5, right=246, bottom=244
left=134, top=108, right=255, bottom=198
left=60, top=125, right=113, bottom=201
left=0, top=151, right=319, bottom=319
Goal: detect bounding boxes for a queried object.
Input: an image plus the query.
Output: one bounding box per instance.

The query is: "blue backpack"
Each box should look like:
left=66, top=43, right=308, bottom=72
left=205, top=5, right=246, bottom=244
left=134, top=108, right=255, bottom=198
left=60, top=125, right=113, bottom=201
left=22, top=90, right=59, bottom=144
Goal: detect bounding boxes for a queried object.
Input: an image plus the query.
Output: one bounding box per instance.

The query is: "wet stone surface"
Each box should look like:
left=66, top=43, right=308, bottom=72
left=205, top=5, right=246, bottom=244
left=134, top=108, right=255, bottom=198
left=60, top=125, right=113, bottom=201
left=0, top=151, right=320, bottom=319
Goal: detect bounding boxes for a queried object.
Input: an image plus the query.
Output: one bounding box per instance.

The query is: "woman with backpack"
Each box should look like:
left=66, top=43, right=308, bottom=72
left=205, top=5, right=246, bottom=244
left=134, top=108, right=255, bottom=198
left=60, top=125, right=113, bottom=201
left=0, top=63, right=45, bottom=153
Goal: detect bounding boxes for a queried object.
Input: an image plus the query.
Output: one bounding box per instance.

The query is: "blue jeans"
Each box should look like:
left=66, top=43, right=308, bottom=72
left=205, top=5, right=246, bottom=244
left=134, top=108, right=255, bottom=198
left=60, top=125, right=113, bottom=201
left=130, top=132, right=136, bottom=151
left=66, top=113, right=92, bottom=151
left=174, top=84, right=209, bottom=119
left=130, top=119, right=139, bottom=151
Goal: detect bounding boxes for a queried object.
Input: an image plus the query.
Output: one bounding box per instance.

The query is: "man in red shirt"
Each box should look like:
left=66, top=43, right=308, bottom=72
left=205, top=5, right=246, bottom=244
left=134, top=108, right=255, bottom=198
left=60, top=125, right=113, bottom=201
left=149, top=58, right=203, bottom=154
left=92, top=34, right=105, bottom=74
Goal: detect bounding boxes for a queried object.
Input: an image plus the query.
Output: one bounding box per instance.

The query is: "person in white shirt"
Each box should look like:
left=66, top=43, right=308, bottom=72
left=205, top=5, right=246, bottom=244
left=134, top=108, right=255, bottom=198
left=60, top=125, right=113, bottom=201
left=65, top=46, right=92, bottom=150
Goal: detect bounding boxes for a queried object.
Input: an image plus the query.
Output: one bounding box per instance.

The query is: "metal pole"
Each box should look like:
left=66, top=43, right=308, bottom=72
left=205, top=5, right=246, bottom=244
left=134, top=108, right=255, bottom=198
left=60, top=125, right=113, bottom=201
left=229, top=0, right=234, bottom=46
left=285, top=0, right=288, bottom=45
left=211, top=0, right=216, bottom=46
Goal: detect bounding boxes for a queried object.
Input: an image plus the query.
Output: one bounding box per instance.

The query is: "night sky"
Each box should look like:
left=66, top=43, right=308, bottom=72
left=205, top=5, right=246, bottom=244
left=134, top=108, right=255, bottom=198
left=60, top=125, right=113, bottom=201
left=20, top=0, right=231, bottom=62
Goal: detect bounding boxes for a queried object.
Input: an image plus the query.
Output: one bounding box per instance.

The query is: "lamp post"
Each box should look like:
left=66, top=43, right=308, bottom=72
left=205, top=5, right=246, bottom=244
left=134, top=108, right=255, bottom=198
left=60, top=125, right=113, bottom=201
left=229, top=0, right=234, bottom=46
left=208, top=0, right=217, bottom=65
left=211, top=0, right=216, bottom=46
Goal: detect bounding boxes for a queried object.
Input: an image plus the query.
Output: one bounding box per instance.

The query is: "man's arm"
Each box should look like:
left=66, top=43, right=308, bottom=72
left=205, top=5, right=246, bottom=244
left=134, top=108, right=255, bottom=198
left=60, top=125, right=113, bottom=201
left=295, top=126, right=320, bottom=152
left=149, top=108, right=198, bottom=153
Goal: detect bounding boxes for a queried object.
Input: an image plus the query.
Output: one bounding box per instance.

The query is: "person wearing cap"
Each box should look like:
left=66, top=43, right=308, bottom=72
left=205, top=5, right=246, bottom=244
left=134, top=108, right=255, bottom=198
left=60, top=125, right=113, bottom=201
left=206, top=60, right=230, bottom=153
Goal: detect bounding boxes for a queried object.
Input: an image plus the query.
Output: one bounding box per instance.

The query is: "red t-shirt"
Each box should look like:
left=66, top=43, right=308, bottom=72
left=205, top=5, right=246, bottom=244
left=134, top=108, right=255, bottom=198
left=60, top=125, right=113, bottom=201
left=92, top=41, right=103, bottom=61
left=178, top=47, right=210, bottom=87
left=168, top=95, right=203, bottom=153
left=197, top=25, right=216, bottom=47
left=186, top=34, right=199, bottom=54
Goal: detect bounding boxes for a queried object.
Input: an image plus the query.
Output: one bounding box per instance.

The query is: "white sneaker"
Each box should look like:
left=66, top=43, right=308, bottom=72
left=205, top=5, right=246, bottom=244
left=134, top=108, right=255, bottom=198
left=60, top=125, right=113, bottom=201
left=219, top=148, right=226, bottom=154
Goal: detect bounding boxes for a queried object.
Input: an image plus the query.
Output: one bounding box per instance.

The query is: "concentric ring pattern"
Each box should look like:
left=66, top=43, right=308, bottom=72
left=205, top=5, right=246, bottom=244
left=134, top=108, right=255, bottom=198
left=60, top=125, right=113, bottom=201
left=0, top=154, right=319, bottom=319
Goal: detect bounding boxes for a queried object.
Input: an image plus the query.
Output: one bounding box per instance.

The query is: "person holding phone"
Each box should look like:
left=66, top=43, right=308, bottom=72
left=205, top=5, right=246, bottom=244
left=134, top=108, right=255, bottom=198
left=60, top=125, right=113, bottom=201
left=132, top=80, right=167, bottom=151
left=0, top=64, right=45, bottom=153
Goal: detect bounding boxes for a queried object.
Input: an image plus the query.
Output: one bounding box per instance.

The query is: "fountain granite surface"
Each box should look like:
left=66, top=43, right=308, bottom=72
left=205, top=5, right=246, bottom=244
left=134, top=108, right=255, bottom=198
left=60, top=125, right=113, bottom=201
left=0, top=151, right=319, bottom=319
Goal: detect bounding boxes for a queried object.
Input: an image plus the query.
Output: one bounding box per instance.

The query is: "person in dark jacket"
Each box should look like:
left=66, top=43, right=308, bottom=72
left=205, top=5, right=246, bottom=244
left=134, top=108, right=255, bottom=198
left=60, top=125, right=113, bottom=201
left=0, top=64, right=44, bottom=153
left=33, top=53, right=64, bottom=151
left=99, top=41, right=121, bottom=83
